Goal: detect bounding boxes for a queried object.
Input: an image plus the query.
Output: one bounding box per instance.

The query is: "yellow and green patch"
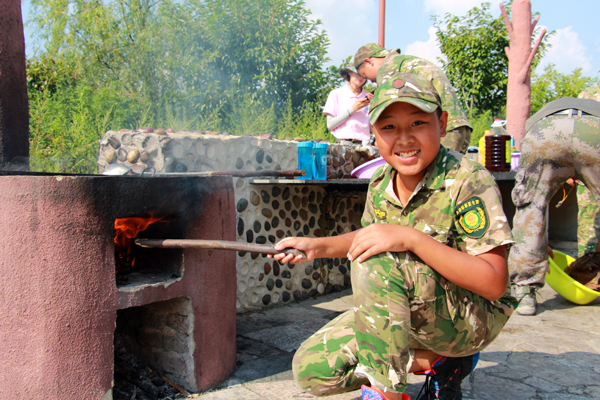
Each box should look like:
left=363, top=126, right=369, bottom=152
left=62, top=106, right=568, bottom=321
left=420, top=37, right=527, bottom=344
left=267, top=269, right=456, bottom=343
left=455, top=197, right=489, bottom=238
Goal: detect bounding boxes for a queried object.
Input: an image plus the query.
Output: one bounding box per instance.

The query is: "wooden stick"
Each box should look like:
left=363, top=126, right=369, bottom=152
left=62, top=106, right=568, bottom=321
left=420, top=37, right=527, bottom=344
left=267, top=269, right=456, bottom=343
left=135, top=238, right=307, bottom=259
left=156, top=170, right=305, bottom=178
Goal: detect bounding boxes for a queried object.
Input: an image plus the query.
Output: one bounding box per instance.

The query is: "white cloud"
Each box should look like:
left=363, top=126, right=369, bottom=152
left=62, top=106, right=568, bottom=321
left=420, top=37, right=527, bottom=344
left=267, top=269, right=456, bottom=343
left=424, top=0, right=485, bottom=16
left=404, top=26, right=445, bottom=67
left=304, top=0, right=378, bottom=66
left=536, top=26, right=593, bottom=75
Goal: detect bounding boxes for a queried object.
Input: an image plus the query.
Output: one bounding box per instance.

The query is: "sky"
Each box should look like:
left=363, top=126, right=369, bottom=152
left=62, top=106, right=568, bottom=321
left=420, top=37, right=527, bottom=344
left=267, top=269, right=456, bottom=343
left=20, top=0, right=600, bottom=78
left=304, top=0, right=600, bottom=78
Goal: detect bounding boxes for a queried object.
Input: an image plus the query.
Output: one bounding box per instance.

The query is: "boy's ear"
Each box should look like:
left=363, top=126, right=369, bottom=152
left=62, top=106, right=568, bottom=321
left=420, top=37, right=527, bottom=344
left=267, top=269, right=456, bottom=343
left=439, top=111, right=448, bottom=137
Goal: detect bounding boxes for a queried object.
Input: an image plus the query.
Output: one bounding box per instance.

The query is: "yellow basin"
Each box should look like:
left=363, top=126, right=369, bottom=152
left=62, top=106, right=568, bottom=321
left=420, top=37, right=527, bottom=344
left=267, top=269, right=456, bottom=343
left=547, top=250, right=600, bottom=305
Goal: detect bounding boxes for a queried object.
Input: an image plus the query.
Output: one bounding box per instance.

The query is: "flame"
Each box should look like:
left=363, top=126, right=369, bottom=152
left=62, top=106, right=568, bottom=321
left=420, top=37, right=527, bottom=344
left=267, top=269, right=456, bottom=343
left=114, top=214, right=167, bottom=274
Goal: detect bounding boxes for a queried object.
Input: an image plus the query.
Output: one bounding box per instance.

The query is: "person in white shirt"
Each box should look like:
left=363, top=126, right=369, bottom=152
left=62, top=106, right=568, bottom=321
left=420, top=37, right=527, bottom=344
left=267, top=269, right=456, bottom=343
left=323, top=62, right=374, bottom=143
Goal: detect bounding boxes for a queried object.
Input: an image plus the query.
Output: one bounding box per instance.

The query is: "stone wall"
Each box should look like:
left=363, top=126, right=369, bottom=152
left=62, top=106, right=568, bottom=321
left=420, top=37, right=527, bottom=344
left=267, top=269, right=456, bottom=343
left=98, top=130, right=376, bottom=312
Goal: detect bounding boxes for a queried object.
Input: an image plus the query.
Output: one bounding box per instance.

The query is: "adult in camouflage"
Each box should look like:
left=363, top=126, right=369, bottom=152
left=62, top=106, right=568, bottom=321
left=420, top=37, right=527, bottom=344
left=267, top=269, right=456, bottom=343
left=272, top=72, right=516, bottom=400
left=509, top=96, right=600, bottom=316
left=353, top=43, right=472, bottom=154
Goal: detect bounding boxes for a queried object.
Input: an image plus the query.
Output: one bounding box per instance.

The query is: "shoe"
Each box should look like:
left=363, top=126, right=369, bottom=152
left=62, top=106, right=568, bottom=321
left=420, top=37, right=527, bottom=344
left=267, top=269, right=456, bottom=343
left=415, top=353, right=479, bottom=400
left=361, top=385, right=410, bottom=400
left=513, top=285, right=537, bottom=316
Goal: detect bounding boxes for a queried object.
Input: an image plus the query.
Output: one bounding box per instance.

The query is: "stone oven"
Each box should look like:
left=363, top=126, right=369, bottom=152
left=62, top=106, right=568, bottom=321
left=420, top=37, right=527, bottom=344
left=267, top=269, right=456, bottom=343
left=0, top=172, right=237, bottom=399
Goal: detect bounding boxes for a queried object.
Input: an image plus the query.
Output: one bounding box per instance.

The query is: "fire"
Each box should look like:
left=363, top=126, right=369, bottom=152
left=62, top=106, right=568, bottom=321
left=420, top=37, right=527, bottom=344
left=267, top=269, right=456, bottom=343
left=114, top=214, right=168, bottom=274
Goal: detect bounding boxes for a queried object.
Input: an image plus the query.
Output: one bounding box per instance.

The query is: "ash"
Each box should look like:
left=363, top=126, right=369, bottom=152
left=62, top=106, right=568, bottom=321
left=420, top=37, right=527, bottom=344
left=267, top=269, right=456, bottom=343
left=113, top=332, right=189, bottom=400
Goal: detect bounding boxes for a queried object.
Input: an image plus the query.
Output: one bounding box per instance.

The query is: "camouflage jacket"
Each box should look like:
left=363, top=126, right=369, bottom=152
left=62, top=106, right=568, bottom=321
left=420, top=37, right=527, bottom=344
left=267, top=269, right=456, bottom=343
left=362, top=146, right=513, bottom=256
left=377, top=52, right=472, bottom=132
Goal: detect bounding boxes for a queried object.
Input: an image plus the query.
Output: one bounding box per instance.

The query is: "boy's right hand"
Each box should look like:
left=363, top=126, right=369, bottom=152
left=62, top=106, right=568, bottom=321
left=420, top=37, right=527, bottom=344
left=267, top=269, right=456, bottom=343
left=271, top=237, right=318, bottom=264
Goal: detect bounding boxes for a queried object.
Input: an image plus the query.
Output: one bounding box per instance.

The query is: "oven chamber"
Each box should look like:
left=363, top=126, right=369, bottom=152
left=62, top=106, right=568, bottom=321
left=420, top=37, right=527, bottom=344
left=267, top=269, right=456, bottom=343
left=0, top=172, right=236, bottom=399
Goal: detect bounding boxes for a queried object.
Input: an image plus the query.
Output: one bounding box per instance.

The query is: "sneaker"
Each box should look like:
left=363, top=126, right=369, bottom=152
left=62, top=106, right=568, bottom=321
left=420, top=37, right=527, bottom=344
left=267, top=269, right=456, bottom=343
left=415, top=353, right=479, bottom=400
left=513, top=285, right=537, bottom=316
left=361, top=385, right=410, bottom=400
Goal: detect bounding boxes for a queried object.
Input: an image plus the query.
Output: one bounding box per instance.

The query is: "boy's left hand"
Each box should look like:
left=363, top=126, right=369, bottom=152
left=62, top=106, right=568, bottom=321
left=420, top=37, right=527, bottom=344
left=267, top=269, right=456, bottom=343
left=347, top=224, right=413, bottom=262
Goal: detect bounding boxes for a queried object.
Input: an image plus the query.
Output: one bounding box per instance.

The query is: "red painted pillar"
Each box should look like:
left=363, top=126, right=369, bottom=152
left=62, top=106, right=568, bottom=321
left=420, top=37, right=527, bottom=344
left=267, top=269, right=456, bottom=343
left=0, top=0, right=29, bottom=170
left=378, top=0, right=385, bottom=47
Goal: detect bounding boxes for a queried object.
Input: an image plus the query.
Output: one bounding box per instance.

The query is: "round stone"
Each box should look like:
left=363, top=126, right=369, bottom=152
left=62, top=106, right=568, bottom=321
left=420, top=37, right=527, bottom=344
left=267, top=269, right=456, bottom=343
left=139, top=150, right=149, bottom=162
left=312, top=272, right=321, bottom=280
left=256, top=149, right=265, bottom=163
left=313, top=259, right=321, bottom=269
left=282, top=291, right=291, bottom=302
left=174, top=162, right=187, bottom=172
left=302, top=279, right=312, bottom=289
left=308, top=204, right=318, bottom=214
left=334, top=258, right=340, bottom=266
left=264, top=263, right=272, bottom=275
left=237, top=218, right=244, bottom=236
left=328, top=259, right=334, bottom=269
left=308, top=289, right=317, bottom=298
left=303, top=225, right=309, bottom=235
left=292, top=196, right=301, bottom=208
left=272, top=216, right=279, bottom=228
left=285, top=218, right=292, bottom=227
left=285, top=281, right=293, bottom=290
left=246, top=230, right=254, bottom=242
left=251, top=252, right=259, bottom=259
left=250, top=191, right=260, bottom=206
left=266, top=155, right=273, bottom=163
left=266, top=278, right=274, bottom=290
left=339, top=266, right=348, bottom=274
left=282, top=270, right=291, bottom=279
left=272, top=187, right=281, bottom=197
left=261, top=190, right=270, bottom=203
left=237, top=198, right=248, bottom=212
left=105, top=150, right=116, bottom=164
left=302, top=187, right=309, bottom=194
left=108, top=136, right=120, bottom=149
left=276, top=229, right=285, bottom=238
left=256, top=236, right=267, bottom=244
left=285, top=201, right=291, bottom=211
left=293, top=221, right=301, bottom=231
left=302, top=197, right=308, bottom=208
left=264, top=221, right=271, bottom=231
left=344, top=274, right=351, bottom=286
left=117, top=148, right=127, bottom=161
left=317, top=283, right=325, bottom=295
left=325, top=283, right=333, bottom=294
left=293, top=291, right=302, bottom=301
left=299, top=209, right=308, bottom=221
left=309, top=191, right=316, bottom=202
left=238, top=251, right=246, bottom=257
left=154, top=128, right=166, bottom=135
left=261, top=208, right=273, bottom=218
left=262, top=294, right=271, bottom=305
left=272, top=200, right=280, bottom=210
left=302, top=291, right=309, bottom=299
left=279, top=210, right=286, bottom=218
left=273, top=262, right=280, bottom=276
left=268, top=235, right=275, bottom=243
left=305, top=266, right=312, bottom=275
left=309, top=216, right=315, bottom=228
left=253, top=221, right=261, bottom=233
left=282, top=187, right=290, bottom=200
left=236, top=157, right=244, bottom=169
left=258, top=273, right=264, bottom=281
left=275, top=279, right=283, bottom=288
left=291, top=210, right=298, bottom=219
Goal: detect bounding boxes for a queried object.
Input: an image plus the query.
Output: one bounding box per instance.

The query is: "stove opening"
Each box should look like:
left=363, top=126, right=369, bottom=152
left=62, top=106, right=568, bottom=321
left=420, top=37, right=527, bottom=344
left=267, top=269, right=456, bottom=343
left=113, top=297, right=197, bottom=399
left=114, top=214, right=184, bottom=289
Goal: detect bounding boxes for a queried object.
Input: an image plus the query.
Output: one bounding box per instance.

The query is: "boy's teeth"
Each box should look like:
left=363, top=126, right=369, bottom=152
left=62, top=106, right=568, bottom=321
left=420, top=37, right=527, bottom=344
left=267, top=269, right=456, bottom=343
left=398, top=150, right=419, bottom=157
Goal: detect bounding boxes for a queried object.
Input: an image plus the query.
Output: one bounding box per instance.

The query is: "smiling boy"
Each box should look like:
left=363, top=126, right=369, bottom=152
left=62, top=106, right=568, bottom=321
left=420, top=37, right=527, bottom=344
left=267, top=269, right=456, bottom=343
left=274, top=72, right=516, bottom=400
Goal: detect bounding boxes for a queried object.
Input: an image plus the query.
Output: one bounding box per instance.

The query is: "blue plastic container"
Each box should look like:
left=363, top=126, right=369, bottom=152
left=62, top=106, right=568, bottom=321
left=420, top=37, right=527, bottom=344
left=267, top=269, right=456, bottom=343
left=313, top=143, right=328, bottom=180
left=297, top=142, right=314, bottom=180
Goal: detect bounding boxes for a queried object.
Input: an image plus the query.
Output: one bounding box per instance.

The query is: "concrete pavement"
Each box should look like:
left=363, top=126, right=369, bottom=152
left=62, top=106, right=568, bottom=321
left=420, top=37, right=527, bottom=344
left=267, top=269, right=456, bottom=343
left=195, top=248, right=600, bottom=400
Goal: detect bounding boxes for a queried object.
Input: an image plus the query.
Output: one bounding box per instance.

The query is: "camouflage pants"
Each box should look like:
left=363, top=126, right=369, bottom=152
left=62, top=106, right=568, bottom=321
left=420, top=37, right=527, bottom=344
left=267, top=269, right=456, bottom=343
left=576, top=182, right=600, bottom=256
left=509, top=114, right=600, bottom=288
left=293, top=251, right=516, bottom=395
left=442, top=125, right=472, bottom=154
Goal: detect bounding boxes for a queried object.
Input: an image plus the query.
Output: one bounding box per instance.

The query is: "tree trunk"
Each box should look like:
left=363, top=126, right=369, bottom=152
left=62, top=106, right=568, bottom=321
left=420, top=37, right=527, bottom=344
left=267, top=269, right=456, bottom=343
left=501, top=0, right=545, bottom=150
left=0, top=0, right=29, bottom=171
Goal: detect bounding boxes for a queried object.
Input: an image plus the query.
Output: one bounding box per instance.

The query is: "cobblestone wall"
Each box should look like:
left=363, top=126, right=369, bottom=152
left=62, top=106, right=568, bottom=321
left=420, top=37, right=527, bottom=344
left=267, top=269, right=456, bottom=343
left=98, top=130, right=376, bottom=312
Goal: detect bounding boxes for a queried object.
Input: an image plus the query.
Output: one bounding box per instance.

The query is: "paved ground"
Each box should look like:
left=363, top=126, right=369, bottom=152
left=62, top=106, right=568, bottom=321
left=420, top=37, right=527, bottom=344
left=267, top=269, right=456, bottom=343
left=194, top=247, right=600, bottom=400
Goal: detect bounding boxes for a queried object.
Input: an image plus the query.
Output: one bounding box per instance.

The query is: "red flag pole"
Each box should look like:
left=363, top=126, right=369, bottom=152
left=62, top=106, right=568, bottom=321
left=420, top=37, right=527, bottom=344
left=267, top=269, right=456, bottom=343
left=378, top=0, right=385, bottom=47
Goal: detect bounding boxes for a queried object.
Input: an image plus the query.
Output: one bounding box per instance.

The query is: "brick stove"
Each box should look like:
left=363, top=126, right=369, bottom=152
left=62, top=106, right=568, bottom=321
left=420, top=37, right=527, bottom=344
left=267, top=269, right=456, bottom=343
left=0, top=172, right=237, bottom=399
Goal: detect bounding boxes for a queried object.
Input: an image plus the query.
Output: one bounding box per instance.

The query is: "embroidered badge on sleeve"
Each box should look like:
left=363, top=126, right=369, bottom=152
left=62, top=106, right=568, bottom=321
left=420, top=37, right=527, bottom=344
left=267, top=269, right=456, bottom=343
left=455, top=197, right=489, bottom=238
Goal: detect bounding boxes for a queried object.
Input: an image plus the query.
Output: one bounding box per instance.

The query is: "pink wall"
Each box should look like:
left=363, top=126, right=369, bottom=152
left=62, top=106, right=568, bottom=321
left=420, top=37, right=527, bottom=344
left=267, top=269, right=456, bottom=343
left=0, top=174, right=236, bottom=399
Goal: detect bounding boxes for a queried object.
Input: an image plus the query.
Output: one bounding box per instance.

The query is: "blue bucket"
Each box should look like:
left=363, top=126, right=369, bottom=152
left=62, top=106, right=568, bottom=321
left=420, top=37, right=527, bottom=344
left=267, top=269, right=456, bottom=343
left=297, top=142, right=314, bottom=180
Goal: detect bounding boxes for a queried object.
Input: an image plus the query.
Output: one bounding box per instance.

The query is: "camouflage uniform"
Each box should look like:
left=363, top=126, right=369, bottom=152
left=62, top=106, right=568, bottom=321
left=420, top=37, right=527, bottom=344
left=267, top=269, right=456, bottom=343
left=576, top=182, right=600, bottom=256
left=509, top=99, right=600, bottom=288
left=578, top=84, right=600, bottom=102
left=293, top=146, right=516, bottom=395
left=354, top=44, right=472, bottom=154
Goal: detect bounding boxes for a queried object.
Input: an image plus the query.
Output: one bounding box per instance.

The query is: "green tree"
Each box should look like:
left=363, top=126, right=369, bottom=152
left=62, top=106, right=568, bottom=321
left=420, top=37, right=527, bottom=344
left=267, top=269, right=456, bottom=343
left=530, top=64, right=599, bottom=114
left=433, top=2, right=550, bottom=116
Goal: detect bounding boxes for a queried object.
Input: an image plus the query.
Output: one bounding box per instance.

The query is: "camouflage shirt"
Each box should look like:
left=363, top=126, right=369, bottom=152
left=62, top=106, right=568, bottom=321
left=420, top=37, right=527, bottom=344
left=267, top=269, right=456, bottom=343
left=376, top=52, right=472, bottom=132
left=362, top=146, right=513, bottom=256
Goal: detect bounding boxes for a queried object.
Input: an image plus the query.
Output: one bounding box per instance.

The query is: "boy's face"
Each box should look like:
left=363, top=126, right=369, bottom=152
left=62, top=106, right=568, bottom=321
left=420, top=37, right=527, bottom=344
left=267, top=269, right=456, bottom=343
left=372, top=102, right=448, bottom=181
left=357, top=59, right=379, bottom=81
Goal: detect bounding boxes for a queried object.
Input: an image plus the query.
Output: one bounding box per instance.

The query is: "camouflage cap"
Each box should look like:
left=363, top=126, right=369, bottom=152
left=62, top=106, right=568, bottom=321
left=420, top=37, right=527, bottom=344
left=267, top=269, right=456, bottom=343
left=339, top=58, right=358, bottom=76
left=369, top=72, right=442, bottom=124
left=353, top=43, right=400, bottom=69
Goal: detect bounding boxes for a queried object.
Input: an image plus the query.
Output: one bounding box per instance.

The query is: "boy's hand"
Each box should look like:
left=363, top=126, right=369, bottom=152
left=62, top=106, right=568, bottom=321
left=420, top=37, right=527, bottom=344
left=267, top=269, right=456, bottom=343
left=270, top=237, right=318, bottom=264
left=347, top=224, right=413, bottom=263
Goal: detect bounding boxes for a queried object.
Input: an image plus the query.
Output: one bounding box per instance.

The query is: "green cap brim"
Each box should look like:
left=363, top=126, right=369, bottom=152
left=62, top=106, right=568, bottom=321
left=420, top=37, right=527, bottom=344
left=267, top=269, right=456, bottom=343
left=369, top=98, right=439, bottom=125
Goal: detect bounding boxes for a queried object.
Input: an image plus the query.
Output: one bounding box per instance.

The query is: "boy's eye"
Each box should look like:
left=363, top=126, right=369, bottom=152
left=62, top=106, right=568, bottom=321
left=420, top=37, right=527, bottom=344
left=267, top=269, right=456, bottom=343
left=412, top=120, right=426, bottom=127
left=381, top=124, right=395, bottom=130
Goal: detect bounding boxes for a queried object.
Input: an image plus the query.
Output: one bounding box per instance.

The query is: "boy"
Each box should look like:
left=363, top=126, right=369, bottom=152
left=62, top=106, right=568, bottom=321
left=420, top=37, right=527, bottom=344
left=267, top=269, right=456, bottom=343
left=273, top=72, right=516, bottom=400
left=352, top=43, right=471, bottom=154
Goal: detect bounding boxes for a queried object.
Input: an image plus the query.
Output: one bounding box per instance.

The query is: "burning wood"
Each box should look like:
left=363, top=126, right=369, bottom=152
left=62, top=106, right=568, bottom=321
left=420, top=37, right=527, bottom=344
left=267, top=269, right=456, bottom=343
left=115, top=215, right=169, bottom=274
left=135, top=239, right=306, bottom=259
